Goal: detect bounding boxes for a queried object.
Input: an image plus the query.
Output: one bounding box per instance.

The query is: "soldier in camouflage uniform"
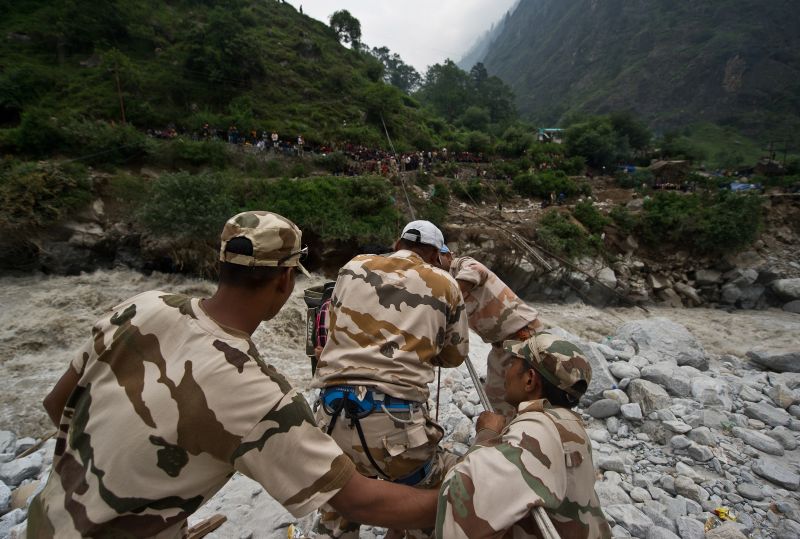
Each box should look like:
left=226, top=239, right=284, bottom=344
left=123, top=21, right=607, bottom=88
left=27, top=211, right=440, bottom=538
left=436, top=332, right=612, bottom=538
left=437, top=249, right=543, bottom=418
left=312, top=220, right=469, bottom=538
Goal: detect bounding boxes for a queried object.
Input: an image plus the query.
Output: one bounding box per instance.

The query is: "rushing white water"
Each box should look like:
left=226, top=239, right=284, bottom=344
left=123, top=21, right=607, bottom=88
left=2, top=269, right=799, bottom=438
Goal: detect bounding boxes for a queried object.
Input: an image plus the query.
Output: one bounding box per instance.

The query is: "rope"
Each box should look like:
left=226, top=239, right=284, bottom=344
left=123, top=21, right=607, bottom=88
left=380, top=113, right=416, bottom=220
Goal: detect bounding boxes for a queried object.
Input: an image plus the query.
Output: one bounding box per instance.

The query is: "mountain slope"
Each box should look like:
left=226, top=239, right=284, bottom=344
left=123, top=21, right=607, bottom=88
left=476, top=0, right=800, bottom=138
left=0, top=0, right=434, bottom=148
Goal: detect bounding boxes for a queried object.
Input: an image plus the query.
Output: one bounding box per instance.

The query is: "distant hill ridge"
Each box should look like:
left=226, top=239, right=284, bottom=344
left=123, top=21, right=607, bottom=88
left=471, top=0, right=800, bottom=138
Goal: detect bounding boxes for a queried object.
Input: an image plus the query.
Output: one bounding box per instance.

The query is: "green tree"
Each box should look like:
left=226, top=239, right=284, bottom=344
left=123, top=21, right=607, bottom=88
left=370, top=46, right=421, bottom=94
left=416, top=60, right=472, bottom=122
left=459, top=106, right=491, bottom=131
left=609, top=112, right=651, bottom=152
left=329, top=10, right=362, bottom=49
left=565, top=117, right=620, bottom=169
left=470, top=63, right=516, bottom=124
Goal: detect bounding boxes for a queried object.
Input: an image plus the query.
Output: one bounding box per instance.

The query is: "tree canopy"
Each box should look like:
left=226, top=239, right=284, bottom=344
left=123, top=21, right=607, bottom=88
left=329, top=10, right=361, bottom=49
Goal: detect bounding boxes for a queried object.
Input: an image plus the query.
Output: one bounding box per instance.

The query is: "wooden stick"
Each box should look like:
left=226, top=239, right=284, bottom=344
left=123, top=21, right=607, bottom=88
left=187, top=514, right=227, bottom=539
left=15, top=432, right=55, bottom=460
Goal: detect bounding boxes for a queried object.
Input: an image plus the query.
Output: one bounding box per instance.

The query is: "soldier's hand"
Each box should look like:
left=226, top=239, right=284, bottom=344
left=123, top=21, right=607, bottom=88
left=476, top=411, right=506, bottom=434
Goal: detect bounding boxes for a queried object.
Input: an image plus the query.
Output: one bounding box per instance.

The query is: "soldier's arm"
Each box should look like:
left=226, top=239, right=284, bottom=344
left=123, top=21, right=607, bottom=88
left=457, top=278, right=475, bottom=297
left=43, top=364, right=80, bottom=426
left=329, top=472, right=438, bottom=530
left=433, top=287, right=469, bottom=368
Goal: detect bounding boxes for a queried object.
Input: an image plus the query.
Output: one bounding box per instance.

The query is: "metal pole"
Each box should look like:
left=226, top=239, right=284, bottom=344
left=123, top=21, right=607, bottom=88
left=463, top=355, right=561, bottom=539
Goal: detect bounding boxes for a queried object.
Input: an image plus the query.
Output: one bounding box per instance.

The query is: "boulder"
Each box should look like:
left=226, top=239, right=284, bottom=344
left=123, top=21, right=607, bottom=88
left=614, top=319, right=708, bottom=370
left=767, top=426, right=798, bottom=450
left=732, top=427, right=784, bottom=455
left=675, top=516, right=705, bottom=539
left=597, top=267, right=617, bottom=289
left=783, top=300, right=800, bottom=314
left=657, top=288, right=684, bottom=308
left=610, top=362, right=640, bottom=380
left=743, top=402, right=792, bottom=427
left=620, top=403, right=643, bottom=421
left=694, top=269, right=722, bottom=286
left=0, top=434, right=14, bottom=456
left=752, top=458, right=800, bottom=490
left=627, top=379, right=671, bottom=414
left=706, top=523, right=748, bottom=539
left=691, top=377, right=732, bottom=411
left=747, top=350, right=800, bottom=373
left=766, top=384, right=798, bottom=409
left=0, top=453, right=43, bottom=487
left=641, top=363, right=692, bottom=397
left=720, top=283, right=742, bottom=305
left=595, top=481, right=632, bottom=506
left=737, top=285, right=765, bottom=310
left=772, top=278, right=800, bottom=300
left=603, top=504, right=654, bottom=538
left=588, top=399, right=621, bottom=419
left=673, top=282, right=702, bottom=305
left=576, top=342, right=617, bottom=404
left=0, top=481, right=10, bottom=514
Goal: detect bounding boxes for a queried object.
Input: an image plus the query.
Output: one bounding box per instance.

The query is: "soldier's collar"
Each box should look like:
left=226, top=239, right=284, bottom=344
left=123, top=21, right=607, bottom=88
left=517, top=399, right=552, bottom=414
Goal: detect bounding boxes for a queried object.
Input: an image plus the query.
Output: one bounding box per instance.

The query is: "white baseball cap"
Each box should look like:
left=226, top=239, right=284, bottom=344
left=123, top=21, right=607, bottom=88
left=400, top=220, right=445, bottom=250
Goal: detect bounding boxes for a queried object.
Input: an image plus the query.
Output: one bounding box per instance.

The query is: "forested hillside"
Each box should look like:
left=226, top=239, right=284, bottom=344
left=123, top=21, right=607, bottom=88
left=474, top=0, right=800, bottom=139
left=0, top=0, right=442, bottom=151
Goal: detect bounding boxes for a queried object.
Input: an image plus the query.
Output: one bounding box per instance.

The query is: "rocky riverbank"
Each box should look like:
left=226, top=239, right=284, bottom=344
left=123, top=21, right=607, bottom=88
left=0, top=271, right=798, bottom=538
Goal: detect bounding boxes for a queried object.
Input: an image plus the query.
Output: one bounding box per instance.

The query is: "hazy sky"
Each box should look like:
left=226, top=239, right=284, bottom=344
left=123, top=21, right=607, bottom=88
left=285, top=1, right=519, bottom=72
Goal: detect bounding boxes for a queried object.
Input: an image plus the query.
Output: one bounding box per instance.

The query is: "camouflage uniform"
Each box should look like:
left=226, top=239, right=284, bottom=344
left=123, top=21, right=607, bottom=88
left=28, top=212, right=352, bottom=538
left=312, top=248, right=468, bottom=538
left=449, top=256, right=542, bottom=417
left=436, top=334, right=611, bottom=538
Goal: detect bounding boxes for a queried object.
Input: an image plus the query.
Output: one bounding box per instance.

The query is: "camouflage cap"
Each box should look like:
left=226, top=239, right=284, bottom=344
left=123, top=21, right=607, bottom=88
left=220, top=211, right=310, bottom=276
left=503, top=332, right=592, bottom=398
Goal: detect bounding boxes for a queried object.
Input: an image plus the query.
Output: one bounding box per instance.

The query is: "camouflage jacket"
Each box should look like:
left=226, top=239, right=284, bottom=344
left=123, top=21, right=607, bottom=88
left=28, top=291, right=354, bottom=539
left=313, top=250, right=468, bottom=402
left=449, top=256, right=540, bottom=344
left=436, top=399, right=612, bottom=539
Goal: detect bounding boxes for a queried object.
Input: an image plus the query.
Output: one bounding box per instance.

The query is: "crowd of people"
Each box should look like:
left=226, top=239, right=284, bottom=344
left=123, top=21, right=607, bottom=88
left=28, top=210, right=612, bottom=538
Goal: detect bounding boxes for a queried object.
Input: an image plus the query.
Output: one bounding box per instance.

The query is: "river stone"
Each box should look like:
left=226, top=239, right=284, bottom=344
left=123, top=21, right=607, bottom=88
left=620, top=403, right=643, bottom=421
left=694, top=269, right=722, bottom=286
left=588, top=399, right=621, bottom=419
left=705, top=523, right=748, bottom=539
left=614, top=318, right=708, bottom=370
left=783, top=300, right=800, bottom=314
left=767, top=426, right=798, bottom=450
left=776, top=519, right=800, bottom=539
left=670, top=435, right=691, bottom=450
left=735, top=482, right=764, bottom=501
left=676, top=516, right=705, bottom=539
left=675, top=475, right=708, bottom=503
left=747, top=350, right=800, bottom=373
left=732, top=427, right=785, bottom=455
left=603, top=504, right=654, bottom=537
left=646, top=527, right=679, bottom=539
left=610, top=362, right=641, bottom=380
left=768, top=371, right=800, bottom=389
left=0, top=434, right=14, bottom=456
left=720, top=283, right=742, bottom=305
left=642, top=503, right=676, bottom=533
left=630, top=487, right=651, bottom=503
left=577, top=342, right=617, bottom=404
left=603, top=389, right=630, bottom=405
left=628, top=379, right=671, bottom=414
left=766, top=384, right=798, bottom=409
left=738, top=384, right=763, bottom=402
left=688, top=426, right=716, bottom=446
left=0, top=481, right=10, bottom=514
left=0, top=453, right=43, bottom=487
left=752, top=458, right=800, bottom=490
left=691, top=377, right=732, bottom=411
left=0, top=509, right=25, bottom=537
left=595, top=481, right=632, bottom=505
left=772, top=278, right=800, bottom=300
left=596, top=454, right=629, bottom=473
left=663, top=420, right=692, bottom=434
left=686, top=443, right=713, bottom=463
left=744, top=402, right=792, bottom=426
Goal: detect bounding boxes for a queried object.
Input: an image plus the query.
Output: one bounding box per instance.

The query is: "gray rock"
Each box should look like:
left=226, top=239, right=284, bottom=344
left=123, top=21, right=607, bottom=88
left=0, top=433, right=14, bottom=456
left=688, top=426, right=716, bottom=446
left=603, top=504, right=654, bottom=538
left=603, top=389, right=630, bottom=405
left=646, top=527, right=680, bottom=539
left=641, top=363, right=691, bottom=397
left=663, top=420, right=692, bottom=434
left=13, top=438, right=35, bottom=456
left=738, top=384, right=763, bottom=402
left=578, top=342, right=617, bottom=404
left=744, top=402, right=792, bottom=426
left=767, top=425, right=798, bottom=450
left=675, top=516, right=705, bottom=539
left=776, top=519, right=800, bottom=539
left=589, top=399, right=622, bottom=419
left=735, top=482, right=763, bottom=501
left=769, top=371, right=800, bottom=389
left=0, top=509, right=25, bottom=538
left=674, top=282, right=702, bottom=306
left=595, top=481, right=632, bottom=506
left=686, top=443, right=714, bottom=463
left=610, top=362, right=641, bottom=380
left=726, top=268, right=758, bottom=287
left=738, top=284, right=765, bottom=309
left=612, top=525, right=633, bottom=538
left=620, top=403, right=643, bottom=421
left=614, top=319, right=708, bottom=370
left=0, top=453, right=43, bottom=487
left=705, top=523, right=748, bottom=539
left=732, top=427, right=785, bottom=455
left=766, top=384, right=798, bottom=409
left=596, top=454, right=629, bottom=473
left=783, top=300, right=800, bottom=314
left=0, top=481, right=10, bottom=515
left=658, top=287, right=684, bottom=308
left=694, top=269, right=722, bottom=286
left=691, top=377, right=732, bottom=411
left=752, top=458, right=800, bottom=490
left=628, top=379, right=672, bottom=414
left=675, top=462, right=705, bottom=483
left=588, top=429, right=611, bottom=443
left=747, top=350, right=800, bottom=373
left=720, top=283, right=742, bottom=305
left=630, top=487, right=652, bottom=503
left=670, top=435, right=692, bottom=450
left=659, top=475, right=675, bottom=494
left=772, top=278, right=800, bottom=300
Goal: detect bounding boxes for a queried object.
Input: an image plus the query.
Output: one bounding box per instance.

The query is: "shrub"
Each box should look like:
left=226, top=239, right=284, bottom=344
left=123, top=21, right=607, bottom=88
left=572, top=200, right=610, bottom=234
left=638, top=191, right=762, bottom=254
left=288, top=162, right=309, bottom=177
left=452, top=179, right=485, bottom=202
left=536, top=210, right=594, bottom=259
left=152, top=139, right=230, bottom=169
left=314, top=151, right=350, bottom=174
left=0, top=160, right=92, bottom=231
left=610, top=205, right=636, bottom=234
left=264, top=159, right=284, bottom=178
left=419, top=181, right=450, bottom=224
left=512, top=170, right=590, bottom=199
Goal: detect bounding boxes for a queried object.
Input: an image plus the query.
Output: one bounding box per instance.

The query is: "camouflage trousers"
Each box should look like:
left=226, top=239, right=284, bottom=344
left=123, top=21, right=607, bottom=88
left=312, top=401, right=457, bottom=538
left=486, top=321, right=542, bottom=419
